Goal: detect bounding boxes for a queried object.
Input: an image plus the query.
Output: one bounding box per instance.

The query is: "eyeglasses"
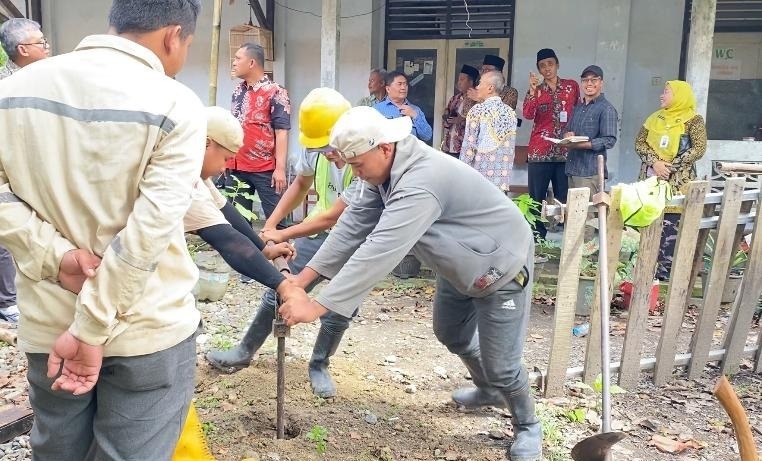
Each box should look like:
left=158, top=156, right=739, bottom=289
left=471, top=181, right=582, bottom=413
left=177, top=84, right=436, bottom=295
left=20, top=38, right=49, bottom=50
left=581, top=77, right=602, bottom=84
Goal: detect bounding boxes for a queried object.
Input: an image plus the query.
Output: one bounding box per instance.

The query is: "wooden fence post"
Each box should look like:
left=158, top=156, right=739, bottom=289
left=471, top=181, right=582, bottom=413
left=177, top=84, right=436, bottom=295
left=544, top=188, right=590, bottom=397
left=687, top=177, right=745, bottom=379
left=582, top=187, right=623, bottom=384
left=721, top=189, right=762, bottom=374
left=652, top=181, right=709, bottom=386
left=618, top=212, right=663, bottom=389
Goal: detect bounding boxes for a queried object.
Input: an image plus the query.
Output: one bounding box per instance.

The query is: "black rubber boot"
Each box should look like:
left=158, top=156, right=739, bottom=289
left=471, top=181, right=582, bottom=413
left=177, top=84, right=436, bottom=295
left=451, top=355, right=508, bottom=409
left=205, top=302, right=276, bottom=372
left=505, top=387, right=542, bottom=461
left=308, top=324, right=346, bottom=398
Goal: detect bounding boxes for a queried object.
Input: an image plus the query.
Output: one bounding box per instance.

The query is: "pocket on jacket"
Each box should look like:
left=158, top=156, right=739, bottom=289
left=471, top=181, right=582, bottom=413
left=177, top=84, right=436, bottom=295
left=457, top=230, right=499, bottom=256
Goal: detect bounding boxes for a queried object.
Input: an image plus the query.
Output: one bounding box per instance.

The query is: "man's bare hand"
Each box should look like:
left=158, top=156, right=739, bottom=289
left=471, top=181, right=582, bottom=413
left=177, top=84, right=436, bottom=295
left=261, top=229, right=286, bottom=245
left=58, top=249, right=101, bottom=294
left=466, top=87, right=479, bottom=102
left=272, top=169, right=287, bottom=194
left=263, top=240, right=296, bottom=260
left=278, top=298, right=328, bottom=326
left=400, top=105, right=417, bottom=119
left=47, top=331, right=103, bottom=395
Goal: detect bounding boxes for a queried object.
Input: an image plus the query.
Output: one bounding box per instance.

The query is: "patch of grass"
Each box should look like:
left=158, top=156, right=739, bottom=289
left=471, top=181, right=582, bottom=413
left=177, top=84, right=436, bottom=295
left=201, top=421, right=217, bottom=437
left=306, top=425, right=328, bottom=455
left=195, top=396, right=220, bottom=409
left=536, top=402, right=569, bottom=461
left=210, top=335, right=235, bottom=351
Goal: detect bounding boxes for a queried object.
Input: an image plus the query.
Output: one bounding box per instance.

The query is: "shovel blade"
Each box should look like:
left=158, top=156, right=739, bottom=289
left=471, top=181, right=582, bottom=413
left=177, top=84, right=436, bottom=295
left=571, top=432, right=627, bottom=461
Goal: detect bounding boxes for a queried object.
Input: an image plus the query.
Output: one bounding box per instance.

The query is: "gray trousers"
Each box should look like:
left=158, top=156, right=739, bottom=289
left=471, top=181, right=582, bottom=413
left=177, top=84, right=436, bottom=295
left=432, top=251, right=533, bottom=395
left=259, top=234, right=354, bottom=329
left=0, top=245, right=16, bottom=309
left=27, top=329, right=198, bottom=461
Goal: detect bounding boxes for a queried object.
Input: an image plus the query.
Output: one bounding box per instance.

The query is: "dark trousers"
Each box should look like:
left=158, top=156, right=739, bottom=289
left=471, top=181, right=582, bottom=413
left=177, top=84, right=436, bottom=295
left=656, top=213, right=681, bottom=281
left=0, top=246, right=16, bottom=309
left=225, top=170, right=286, bottom=229
left=527, top=162, right=568, bottom=240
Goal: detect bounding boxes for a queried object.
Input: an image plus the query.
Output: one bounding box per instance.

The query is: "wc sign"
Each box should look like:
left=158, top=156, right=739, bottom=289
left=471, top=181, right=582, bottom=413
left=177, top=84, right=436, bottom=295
left=711, top=47, right=741, bottom=80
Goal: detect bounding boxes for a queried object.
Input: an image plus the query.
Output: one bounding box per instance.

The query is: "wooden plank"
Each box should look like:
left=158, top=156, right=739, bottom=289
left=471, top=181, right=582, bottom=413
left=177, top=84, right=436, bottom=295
left=0, top=406, right=33, bottom=443
left=544, top=188, right=590, bottom=397
left=618, top=214, right=664, bottom=389
left=0, top=0, right=23, bottom=18
left=687, top=177, right=746, bottom=379
left=582, top=187, right=624, bottom=384
left=652, top=181, right=710, bottom=386
left=721, top=191, right=762, bottom=374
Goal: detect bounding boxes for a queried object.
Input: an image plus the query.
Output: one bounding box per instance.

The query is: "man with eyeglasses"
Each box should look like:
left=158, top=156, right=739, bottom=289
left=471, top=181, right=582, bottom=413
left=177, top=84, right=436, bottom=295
left=0, top=18, right=50, bottom=80
left=0, top=18, right=51, bottom=324
left=563, top=65, right=618, bottom=198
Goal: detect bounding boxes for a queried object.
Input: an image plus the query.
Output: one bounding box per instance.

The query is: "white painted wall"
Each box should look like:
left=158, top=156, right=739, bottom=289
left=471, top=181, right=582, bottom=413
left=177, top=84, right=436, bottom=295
left=512, top=0, right=685, bottom=185
left=40, top=0, right=373, bottom=162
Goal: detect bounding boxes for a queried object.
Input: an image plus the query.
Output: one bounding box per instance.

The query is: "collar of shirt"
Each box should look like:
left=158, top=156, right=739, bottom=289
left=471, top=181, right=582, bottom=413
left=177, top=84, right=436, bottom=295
left=582, top=93, right=605, bottom=106
left=485, top=95, right=502, bottom=103
left=381, top=96, right=409, bottom=106
left=75, top=35, right=165, bottom=73
left=241, top=74, right=272, bottom=90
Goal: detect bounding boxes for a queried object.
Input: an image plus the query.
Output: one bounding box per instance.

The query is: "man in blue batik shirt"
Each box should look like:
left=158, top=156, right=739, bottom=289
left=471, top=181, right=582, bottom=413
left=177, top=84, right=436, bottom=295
left=374, top=70, right=433, bottom=142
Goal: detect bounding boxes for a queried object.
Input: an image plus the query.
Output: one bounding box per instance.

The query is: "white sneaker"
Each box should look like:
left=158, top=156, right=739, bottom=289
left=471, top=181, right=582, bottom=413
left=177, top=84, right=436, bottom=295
left=0, top=304, right=19, bottom=324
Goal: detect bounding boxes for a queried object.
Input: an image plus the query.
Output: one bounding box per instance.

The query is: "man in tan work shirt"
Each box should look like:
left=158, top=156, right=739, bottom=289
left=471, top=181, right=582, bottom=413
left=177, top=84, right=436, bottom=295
left=0, top=1, right=262, bottom=460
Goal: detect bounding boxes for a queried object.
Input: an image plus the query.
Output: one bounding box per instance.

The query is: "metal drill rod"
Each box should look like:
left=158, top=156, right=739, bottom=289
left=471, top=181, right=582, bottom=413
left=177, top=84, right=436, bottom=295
left=593, top=155, right=612, bottom=435
left=268, top=242, right=291, bottom=440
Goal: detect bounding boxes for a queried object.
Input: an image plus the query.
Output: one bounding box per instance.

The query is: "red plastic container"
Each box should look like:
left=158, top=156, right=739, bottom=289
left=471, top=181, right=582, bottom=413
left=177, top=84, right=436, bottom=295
left=619, top=280, right=660, bottom=314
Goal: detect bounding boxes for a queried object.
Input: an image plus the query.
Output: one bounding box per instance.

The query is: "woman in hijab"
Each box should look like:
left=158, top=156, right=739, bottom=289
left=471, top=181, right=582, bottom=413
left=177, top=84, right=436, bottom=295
left=635, top=80, right=707, bottom=280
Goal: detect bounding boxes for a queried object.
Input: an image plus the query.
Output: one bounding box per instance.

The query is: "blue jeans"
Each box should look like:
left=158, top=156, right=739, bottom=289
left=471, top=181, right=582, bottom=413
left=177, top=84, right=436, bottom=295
left=225, top=170, right=286, bottom=228
left=432, top=250, right=534, bottom=395
left=0, top=245, right=16, bottom=309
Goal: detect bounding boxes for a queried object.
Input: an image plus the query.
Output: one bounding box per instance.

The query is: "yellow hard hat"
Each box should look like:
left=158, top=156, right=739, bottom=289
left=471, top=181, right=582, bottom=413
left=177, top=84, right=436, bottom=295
left=299, top=87, right=352, bottom=149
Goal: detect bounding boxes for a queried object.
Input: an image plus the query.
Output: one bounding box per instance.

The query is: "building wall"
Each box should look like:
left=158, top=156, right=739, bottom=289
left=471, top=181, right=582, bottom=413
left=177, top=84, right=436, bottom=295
left=512, top=0, right=685, bottom=186
left=40, top=0, right=373, bottom=162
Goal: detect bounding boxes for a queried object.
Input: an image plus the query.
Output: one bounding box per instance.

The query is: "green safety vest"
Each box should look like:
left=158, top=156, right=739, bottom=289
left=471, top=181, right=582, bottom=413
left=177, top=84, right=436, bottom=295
left=306, top=155, right=354, bottom=222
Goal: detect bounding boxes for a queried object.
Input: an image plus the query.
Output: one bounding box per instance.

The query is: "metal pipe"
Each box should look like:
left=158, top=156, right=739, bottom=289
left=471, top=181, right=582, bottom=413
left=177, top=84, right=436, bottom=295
left=528, top=345, right=760, bottom=389
left=543, top=188, right=760, bottom=219
left=595, top=155, right=613, bottom=435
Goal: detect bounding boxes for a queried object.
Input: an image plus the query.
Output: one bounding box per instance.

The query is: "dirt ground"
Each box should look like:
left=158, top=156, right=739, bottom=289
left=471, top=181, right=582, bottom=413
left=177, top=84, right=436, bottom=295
left=193, top=275, right=762, bottom=461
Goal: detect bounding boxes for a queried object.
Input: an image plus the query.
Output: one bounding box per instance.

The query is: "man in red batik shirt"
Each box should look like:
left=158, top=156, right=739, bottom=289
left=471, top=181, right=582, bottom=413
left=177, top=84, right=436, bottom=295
left=227, top=42, right=290, bottom=228
left=522, top=48, right=580, bottom=240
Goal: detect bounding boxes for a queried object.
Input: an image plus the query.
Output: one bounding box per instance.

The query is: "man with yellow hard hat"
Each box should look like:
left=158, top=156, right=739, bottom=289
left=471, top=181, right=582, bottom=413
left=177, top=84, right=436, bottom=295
left=206, top=88, right=358, bottom=399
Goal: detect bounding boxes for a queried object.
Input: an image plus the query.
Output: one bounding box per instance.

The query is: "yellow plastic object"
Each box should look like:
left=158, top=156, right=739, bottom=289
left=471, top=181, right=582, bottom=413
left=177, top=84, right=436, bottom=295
left=298, top=88, right=352, bottom=148
left=619, top=176, right=672, bottom=228
left=172, top=403, right=216, bottom=461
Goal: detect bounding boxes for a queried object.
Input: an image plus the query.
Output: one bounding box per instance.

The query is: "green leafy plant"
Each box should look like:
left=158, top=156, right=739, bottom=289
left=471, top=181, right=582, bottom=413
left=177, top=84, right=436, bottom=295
left=512, top=193, right=542, bottom=229
left=704, top=233, right=748, bottom=275
left=201, top=421, right=217, bottom=437
left=306, top=424, right=328, bottom=455
left=0, top=44, right=7, bottom=67
left=221, top=175, right=258, bottom=222
left=592, top=374, right=627, bottom=395
left=579, top=258, right=598, bottom=278
left=564, top=407, right=587, bottom=423
left=535, top=238, right=562, bottom=260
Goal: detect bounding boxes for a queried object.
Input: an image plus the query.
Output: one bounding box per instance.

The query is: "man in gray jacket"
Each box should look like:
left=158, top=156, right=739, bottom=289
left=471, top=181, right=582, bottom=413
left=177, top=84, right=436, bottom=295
left=279, top=106, right=542, bottom=461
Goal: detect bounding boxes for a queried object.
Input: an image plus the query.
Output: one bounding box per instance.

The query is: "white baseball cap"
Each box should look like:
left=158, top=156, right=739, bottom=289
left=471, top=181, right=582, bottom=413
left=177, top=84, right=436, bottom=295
left=329, top=106, right=412, bottom=159
left=206, top=106, right=244, bottom=154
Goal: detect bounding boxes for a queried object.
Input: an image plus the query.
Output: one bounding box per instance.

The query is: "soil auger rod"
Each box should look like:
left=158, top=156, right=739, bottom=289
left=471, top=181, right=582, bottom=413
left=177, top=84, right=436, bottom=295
left=268, top=242, right=291, bottom=440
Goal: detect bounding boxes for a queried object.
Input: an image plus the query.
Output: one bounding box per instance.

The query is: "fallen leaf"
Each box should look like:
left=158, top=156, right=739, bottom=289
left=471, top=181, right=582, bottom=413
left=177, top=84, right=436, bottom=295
left=649, top=434, right=705, bottom=454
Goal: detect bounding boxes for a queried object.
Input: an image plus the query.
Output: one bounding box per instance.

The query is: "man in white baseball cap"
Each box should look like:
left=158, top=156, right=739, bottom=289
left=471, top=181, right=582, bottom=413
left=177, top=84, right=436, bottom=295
left=279, top=106, right=543, bottom=461
left=183, top=106, right=306, bottom=303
